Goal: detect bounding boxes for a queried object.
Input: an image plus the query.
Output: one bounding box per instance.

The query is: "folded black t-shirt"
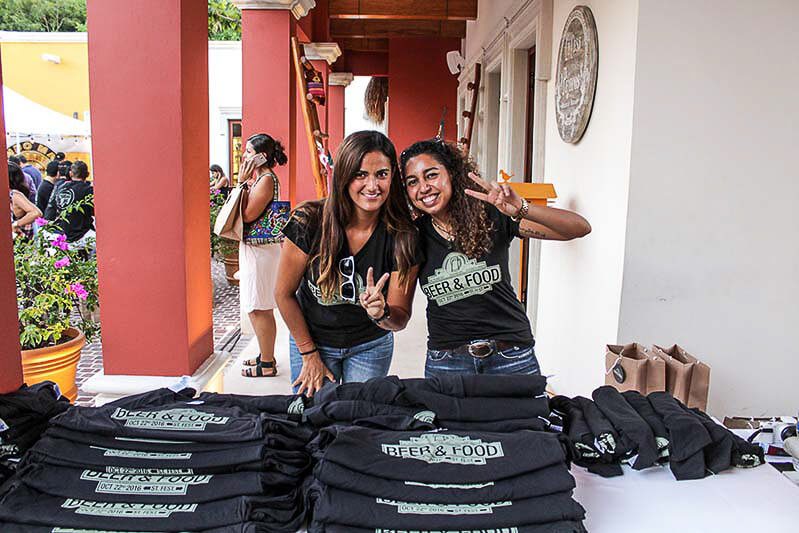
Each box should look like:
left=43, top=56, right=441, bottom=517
left=402, top=374, right=548, bottom=398
left=314, top=487, right=585, bottom=530
left=320, top=427, right=568, bottom=483
left=314, top=459, right=575, bottom=503
left=0, top=482, right=290, bottom=531
left=18, top=462, right=298, bottom=504
left=323, top=522, right=588, bottom=533
left=50, top=402, right=264, bottom=443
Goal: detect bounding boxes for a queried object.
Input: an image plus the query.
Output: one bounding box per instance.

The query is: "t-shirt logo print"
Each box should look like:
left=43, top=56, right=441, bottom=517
left=421, top=252, right=502, bottom=306
left=381, top=433, right=505, bottom=465
left=55, top=187, right=76, bottom=209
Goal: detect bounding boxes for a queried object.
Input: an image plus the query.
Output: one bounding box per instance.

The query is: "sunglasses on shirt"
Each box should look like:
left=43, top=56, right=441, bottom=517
left=339, top=256, right=356, bottom=303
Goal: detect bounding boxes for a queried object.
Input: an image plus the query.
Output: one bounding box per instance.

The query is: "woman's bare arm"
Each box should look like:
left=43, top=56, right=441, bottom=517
left=274, top=239, right=334, bottom=396
left=242, top=172, right=275, bottom=223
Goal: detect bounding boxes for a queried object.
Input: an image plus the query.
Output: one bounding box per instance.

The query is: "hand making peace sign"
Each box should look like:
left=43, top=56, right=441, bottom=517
left=464, top=172, right=523, bottom=218
left=359, top=266, right=390, bottom=320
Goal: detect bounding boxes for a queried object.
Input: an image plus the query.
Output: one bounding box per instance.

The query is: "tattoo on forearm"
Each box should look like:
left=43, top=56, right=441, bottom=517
left=520, top=227, right=547, bottom=239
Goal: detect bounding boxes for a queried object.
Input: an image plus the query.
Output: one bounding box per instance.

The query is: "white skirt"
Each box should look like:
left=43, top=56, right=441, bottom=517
left=239, top=241, right=281, bottom=313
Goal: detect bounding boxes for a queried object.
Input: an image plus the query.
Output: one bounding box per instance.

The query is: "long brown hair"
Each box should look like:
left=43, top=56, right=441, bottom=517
left=400, top=139, right=493, bottom=259
left=293, top=131, right=416, bottom=301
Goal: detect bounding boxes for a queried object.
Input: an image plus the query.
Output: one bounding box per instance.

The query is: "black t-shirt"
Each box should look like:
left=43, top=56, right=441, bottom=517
left=35, top=180, right=55, bottom=213
left=44, top=180, right=95, bottom=242
left=281, top=208, right=397, bottom=348
left=417, top=206, right=534, bottom=349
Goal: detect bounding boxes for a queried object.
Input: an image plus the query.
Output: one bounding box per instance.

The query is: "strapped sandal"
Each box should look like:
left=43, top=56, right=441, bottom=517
left=242, top=354, right=262, bottom=367
left=241, top=359, right=278, bottom=378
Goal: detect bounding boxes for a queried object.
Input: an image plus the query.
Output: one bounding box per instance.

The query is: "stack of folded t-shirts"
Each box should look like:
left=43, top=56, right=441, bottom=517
left=0, top=387, right=313, bottom=532
left=551, top=386, right=765, bottom=481
left=307, top=374, right=552, bottom=432
left=0, top=381, right=70, bottom=485
left=308, top=425, right=586, bottom=532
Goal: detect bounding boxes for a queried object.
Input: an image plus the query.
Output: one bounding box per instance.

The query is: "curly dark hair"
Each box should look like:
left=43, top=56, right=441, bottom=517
left=400, top=139, right=493, bottom=259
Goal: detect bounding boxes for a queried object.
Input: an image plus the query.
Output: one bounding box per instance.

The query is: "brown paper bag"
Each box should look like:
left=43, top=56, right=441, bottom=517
left=605, top=343, right=666, bottom=394
left=653, top=344, right=710, bottom=411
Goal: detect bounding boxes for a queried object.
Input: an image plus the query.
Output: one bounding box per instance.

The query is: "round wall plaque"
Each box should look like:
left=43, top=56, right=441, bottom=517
left=555, top=6, right=598, bottom=144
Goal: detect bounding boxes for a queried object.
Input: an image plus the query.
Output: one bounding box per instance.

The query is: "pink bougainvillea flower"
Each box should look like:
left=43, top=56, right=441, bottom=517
left=66, top=282, right=89, bottom=301
left=51, top=234, right=69, bottom=251
left=54, top=257, right=70, bottom=269
left=35, top=217, right=48, bottom=227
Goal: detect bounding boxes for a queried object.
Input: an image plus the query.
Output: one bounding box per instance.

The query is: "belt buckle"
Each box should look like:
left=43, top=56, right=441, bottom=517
left=467, top=341, right=493, bottom=358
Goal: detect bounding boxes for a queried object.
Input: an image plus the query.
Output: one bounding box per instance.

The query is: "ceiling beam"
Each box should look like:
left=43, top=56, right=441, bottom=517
left=337, top=38, right=389, bottom=53
left=331, top=19, right=466, bottom=39
left=330, top=0, right=477, bottom=21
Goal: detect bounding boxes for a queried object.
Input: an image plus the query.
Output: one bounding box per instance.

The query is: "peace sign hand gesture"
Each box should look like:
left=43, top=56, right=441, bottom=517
left=359, top=267, right=390, bottom=320
left=464, top=172, right=523, bottom=218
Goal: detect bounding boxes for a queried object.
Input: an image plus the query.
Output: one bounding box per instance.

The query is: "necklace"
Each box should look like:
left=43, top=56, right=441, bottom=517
left=431, top=218, right=454, bottom=242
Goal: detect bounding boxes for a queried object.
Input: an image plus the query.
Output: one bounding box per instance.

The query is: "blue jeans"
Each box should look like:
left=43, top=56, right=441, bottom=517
left=425, top=341, right=540, bottom=378
left=290, top=333, right=394, bottom=393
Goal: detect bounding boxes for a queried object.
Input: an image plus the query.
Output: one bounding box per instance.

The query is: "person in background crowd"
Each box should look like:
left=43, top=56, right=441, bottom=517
left=18, top=155, right=42, bottom=190
left=238, top=134, right=287, bottom=378
left=210, top=164, right=230, bottom=191
left=8, top=162, right=41, bottom=239
left=275, top=131, right=419, bottom=395
left=401, top=139, right=591, bottom=378
left=57, top=160, right=72, bottom=182
left=37, top=161, right=61, bottom=214
left=45, top=160, right=95, bottom=247
left=8, top=156, right=36, bottom=202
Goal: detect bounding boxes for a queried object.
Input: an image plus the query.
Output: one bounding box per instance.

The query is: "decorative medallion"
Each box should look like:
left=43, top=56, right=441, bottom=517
left=555, top=6, right=598, bottom=143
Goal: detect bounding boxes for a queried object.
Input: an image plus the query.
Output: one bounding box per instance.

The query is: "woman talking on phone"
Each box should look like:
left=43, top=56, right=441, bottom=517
left=239, top=133, right=287, bottom=378
left=401, top=139, right=591, bottom=378
left=275, top=131, right=419, bottom=396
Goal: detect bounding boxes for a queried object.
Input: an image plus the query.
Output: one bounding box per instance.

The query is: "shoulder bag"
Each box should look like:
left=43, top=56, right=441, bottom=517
left=243, top=172, right=290, bottom=245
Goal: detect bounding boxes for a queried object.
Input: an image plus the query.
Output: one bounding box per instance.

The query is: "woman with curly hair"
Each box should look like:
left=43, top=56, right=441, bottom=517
left=400, top=139, right=591, bottom=377
left=276, top=131, right=419, bottom=396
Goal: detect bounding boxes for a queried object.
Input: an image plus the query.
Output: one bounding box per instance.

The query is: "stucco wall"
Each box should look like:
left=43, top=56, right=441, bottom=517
left=534, top=0, right=639, bottom=398
left=619, top=0, right=799, bottom=416
left=208, top=42, right=242, bottom=179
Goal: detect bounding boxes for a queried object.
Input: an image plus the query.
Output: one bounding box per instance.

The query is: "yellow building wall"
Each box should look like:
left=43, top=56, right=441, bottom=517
left=0, top=40, right=89, bottom=119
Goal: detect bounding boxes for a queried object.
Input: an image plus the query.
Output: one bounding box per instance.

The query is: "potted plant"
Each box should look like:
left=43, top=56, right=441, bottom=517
left=210, top=186, right=239, bottom=286
left=14, top=196, right=99, bottom=402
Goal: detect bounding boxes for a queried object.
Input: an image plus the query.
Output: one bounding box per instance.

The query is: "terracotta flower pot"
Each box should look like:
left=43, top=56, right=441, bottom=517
left=21, top=327, right=85, bottom=402
left=223, top=250, right=239, bottom=286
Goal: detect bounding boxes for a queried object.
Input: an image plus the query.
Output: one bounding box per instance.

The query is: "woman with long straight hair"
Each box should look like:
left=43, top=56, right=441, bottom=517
left=401, top=139, right=591, bottom=378
left=275, top=131, right=419, bottom=396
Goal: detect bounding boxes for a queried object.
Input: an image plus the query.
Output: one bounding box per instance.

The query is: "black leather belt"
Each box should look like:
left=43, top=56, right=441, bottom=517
left=445, top=340, right=519, bottom=359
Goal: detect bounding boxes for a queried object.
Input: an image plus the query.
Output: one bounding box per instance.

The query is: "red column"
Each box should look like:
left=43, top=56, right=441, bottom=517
left=327, top=72, right=353, bottom=159
left=86, top=0, right=213, bottom=376
left=294, top=42, right=340, bottom=202
left=388, top=38, right=460, bottom=153
left=240, top=7, right=296, bottom=202
left=0, top=56, right=24, bottom=393
left=235, top=0, right=315, bottom=204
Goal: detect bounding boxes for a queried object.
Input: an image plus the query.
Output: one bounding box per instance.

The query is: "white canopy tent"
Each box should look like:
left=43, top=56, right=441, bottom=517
left=3, top=86, right=92, bottom=156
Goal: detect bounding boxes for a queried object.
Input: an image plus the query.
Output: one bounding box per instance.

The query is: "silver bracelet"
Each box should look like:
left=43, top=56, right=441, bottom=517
left=511, top=198, right=529, bottom=222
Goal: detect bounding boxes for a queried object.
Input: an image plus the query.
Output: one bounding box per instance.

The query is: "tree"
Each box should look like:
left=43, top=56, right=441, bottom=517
left=208, top=0, right=241, bottom=41
left=0, top=0, right=87, bottom=32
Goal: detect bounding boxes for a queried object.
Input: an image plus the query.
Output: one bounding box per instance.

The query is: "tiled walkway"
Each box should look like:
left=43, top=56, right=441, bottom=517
left=74, top=260, right=250, bottom=405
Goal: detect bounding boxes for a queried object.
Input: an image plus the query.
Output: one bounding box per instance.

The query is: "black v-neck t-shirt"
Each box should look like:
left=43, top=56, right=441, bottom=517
left=417, top=206, right=534, bottom=349
left=282, top=212, right=396, bottom=348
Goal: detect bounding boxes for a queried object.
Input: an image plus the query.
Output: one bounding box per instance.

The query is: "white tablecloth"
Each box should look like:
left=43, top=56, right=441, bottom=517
left=573, top=463, right=798, bottom=532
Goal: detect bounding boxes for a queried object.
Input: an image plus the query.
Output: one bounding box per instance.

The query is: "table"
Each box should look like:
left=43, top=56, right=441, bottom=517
left=573, top=463, right=798, bottom=532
